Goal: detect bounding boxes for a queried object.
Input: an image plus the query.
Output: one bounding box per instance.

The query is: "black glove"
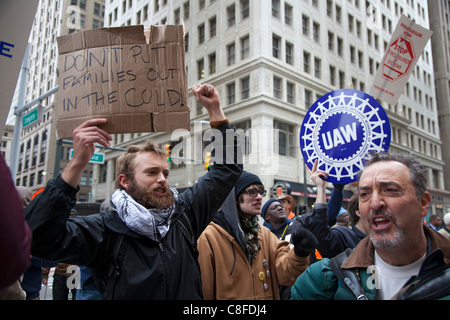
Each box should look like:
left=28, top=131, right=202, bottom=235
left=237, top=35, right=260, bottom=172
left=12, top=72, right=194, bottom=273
left=291, top=227, right=319, bottom=257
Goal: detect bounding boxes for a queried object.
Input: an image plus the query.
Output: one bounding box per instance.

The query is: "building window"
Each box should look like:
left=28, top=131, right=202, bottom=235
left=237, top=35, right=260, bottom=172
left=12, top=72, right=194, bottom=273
left=185, top=33, right=189, bottom=52
left=275, top=121, right=294, bottom=157
left=241, top=76, right=250, bottom=100
left=313, top=22, right=320, bottom=42
left=273, top=76, right=282, bottom=99
left=198, top=23, right=205, bottom=44
left=25, top=139, right=31, bottom=170
left=81, top=171, right=88, bottom=186
left=303, top=51, right=310, bottom=73
left=227, top=82, right=236, bottom=105
left=241, top=0, right=250, bottom=20
left=241, top=35, right=250, bottom=60
left=272, top=34, right=281, bottom=59
left=38, top=170, right=44, bottom=185
left=209, top=16, right=216, bottom=38
left=330, top=65, right=336, bottom=86
left=227, top=42, right=236, bottom=66
left=287, top=82, right=295, bottom=104
left=32, top=135, right=39, bottom=167
left=18, top=144, right=23, bottom=172
left=197, top=58, right=204, bottom=80
left=272, top=0, right=280, bottom=18
left=209, top=52, right=216, bottom=75
left=286, top=42, right=294, bottom=65
left=285, top=3, right=293, bottom=25
left=314, top=57, right=321, bottom=79
left=235, top=120, right=251, bottom=155
left=183, top=1, right=190, bottom=20
left=227, top=4, right=236, bottom=27
left=304, top=89, right=312, bottom=108
left=328, top=31, right=334, bottom=51
left=302, top=15, right=309, bottom=36
left=99, top=163, right=107, bottom=184
left=30, top=173, right=35, bottom=187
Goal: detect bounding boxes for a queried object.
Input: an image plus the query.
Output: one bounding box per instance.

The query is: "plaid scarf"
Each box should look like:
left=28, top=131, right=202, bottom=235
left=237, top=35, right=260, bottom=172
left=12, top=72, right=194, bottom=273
left=240, top=215, right=260, bottom=264
left=111, top=188, right=178, bottom=242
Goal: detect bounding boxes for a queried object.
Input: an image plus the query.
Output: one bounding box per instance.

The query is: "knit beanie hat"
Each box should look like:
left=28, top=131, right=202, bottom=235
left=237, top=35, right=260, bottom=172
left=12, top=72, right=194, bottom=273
left=261, top=199, right=282, bottom=220
left=235, top=171, right=263, bottom=197
left=337, top=207, right=348, bottom=217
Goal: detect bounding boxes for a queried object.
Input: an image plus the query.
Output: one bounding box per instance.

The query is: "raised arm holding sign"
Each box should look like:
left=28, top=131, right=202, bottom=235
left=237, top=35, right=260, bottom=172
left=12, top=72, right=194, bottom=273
left=25, top=84, right=243, bottom=300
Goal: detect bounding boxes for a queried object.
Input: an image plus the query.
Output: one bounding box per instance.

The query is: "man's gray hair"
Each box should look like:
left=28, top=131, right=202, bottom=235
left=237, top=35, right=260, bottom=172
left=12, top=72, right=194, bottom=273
left=358, top=152, right=428, bottom=200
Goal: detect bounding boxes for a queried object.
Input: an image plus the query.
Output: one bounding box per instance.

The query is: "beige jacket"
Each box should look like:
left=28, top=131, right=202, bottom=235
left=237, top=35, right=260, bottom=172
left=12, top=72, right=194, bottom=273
left=198, top=220, right=309, bottom=300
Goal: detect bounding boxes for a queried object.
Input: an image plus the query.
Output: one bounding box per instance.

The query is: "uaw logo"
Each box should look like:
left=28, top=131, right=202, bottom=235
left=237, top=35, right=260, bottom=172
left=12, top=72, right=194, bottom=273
left=300, top=89, right=391, bottom=184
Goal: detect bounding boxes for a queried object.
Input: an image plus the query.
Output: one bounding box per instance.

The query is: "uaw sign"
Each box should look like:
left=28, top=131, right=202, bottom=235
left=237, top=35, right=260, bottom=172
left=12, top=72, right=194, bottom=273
left=370, top=14, right=433, bottom=105
left=300, top=89, right=391, bottom=184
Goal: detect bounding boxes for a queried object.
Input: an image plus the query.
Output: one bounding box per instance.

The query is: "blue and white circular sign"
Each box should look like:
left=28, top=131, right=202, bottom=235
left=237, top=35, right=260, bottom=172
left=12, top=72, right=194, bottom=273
left=300, top=89, right=391, bottom=184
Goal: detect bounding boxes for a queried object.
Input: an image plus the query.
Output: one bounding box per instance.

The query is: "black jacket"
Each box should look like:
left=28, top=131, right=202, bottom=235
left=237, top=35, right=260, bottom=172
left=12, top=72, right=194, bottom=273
left=307, top=203, right=366, bottom=259
left=25, top=124, right=242, bottom=299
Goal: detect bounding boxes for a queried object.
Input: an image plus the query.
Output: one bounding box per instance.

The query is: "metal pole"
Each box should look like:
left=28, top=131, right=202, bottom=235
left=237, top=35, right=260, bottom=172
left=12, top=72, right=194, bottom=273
left=9, top=43, right=30, bottom=180
left=9, top=81, right=59, bottom=180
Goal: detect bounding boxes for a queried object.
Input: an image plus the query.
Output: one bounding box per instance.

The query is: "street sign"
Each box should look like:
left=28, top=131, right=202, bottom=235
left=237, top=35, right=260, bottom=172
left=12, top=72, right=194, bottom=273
left=22, top=107, right=43, bottom=129
left=300, top=89, right=391, bottom=184
left=70, top=149, right=105, bottom=164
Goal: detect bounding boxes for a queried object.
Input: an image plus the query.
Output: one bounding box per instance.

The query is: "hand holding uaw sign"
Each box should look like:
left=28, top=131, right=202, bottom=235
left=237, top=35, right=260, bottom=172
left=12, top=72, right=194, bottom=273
left=300, top=15, right=432, bottom=184
left=300, top=89, right=391, bottom=184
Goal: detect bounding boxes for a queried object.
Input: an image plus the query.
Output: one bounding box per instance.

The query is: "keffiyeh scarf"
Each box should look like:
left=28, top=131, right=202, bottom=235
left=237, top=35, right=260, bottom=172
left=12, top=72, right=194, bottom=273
left=110, top=188, right=178, bottom=242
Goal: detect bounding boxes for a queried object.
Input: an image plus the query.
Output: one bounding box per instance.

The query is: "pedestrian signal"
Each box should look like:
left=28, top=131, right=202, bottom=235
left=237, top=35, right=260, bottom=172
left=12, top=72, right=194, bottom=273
left=204, top=152, right=211, bottom=170
left=165, top=144, right=173, bottom=162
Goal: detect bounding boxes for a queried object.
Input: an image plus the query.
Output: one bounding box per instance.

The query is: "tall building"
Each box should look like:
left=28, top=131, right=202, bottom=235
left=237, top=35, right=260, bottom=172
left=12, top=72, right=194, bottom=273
left=428, top=0, right=450, bottom=194
left=95, top=0, right=448, bottom=216
left=12, top=0, right=105, bottom=201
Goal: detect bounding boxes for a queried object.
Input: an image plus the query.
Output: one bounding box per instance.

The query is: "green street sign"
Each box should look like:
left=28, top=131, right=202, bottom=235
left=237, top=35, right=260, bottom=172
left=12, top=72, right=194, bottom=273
left=70, top=149, right=105, bottom=164
left=89, top=153, right=105, bottom=164
left=22, top=108, right=40, bottom=129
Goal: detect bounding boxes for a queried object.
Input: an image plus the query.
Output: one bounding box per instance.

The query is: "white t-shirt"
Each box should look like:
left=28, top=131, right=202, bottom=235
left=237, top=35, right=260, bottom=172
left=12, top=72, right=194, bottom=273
left=374, top=251, right=426, bottom=300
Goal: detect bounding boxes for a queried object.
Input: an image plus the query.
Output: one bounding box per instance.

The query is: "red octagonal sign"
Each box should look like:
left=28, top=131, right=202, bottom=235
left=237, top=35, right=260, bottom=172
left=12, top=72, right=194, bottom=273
left=382, top=36, right=415, bottom=82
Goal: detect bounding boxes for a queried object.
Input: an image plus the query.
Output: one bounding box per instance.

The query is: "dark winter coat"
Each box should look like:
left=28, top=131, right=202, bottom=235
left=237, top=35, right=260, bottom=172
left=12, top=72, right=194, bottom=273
left=25, top=124, right=242, bottom=299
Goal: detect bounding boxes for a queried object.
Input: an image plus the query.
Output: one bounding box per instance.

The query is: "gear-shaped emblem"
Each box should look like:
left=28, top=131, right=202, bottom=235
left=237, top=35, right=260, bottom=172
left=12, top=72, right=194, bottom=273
left=300, top=89, right=391, bottom=184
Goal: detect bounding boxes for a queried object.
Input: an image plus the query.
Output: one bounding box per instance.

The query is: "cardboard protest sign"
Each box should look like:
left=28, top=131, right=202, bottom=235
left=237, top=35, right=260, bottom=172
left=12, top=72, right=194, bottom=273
left=56, top=25, right=190, bottom=139
left=370, top=14, right=433, bottom=105
left=300, top=89, right=391, bottom=184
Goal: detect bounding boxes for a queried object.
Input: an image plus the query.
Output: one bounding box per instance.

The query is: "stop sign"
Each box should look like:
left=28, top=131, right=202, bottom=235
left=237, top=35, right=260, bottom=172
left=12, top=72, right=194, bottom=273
left=382, top=36, right=415, bottom=82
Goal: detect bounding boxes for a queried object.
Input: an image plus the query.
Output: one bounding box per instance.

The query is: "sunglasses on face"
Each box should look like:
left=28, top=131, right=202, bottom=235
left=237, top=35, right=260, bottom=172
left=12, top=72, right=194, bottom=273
left=243, top=188, right=267, bottom=198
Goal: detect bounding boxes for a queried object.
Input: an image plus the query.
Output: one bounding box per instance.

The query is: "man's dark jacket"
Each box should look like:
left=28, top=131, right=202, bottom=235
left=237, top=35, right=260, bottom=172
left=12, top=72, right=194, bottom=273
left=25, top=124, right=242, bottom=299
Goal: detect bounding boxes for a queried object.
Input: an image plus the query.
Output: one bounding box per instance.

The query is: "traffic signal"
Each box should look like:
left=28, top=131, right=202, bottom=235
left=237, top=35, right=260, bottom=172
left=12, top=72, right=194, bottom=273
left=165, top=144, right=173, bottom=162
left=204, top=152, right=212, bottom=170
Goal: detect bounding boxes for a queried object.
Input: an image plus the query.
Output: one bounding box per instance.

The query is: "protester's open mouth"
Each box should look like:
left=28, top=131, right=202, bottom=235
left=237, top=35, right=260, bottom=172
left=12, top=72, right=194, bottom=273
left=253, top=202, right=262, bottom=209
left=153, top=188, right=167, bottom=197
left=371, top=215, right=391, bottom=231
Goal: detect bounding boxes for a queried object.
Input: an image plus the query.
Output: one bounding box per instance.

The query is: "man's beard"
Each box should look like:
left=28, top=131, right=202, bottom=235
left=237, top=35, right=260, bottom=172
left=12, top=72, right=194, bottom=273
left=368, top=211, right=406, bottom=249
left=127, top=179, right=174, bottom=210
